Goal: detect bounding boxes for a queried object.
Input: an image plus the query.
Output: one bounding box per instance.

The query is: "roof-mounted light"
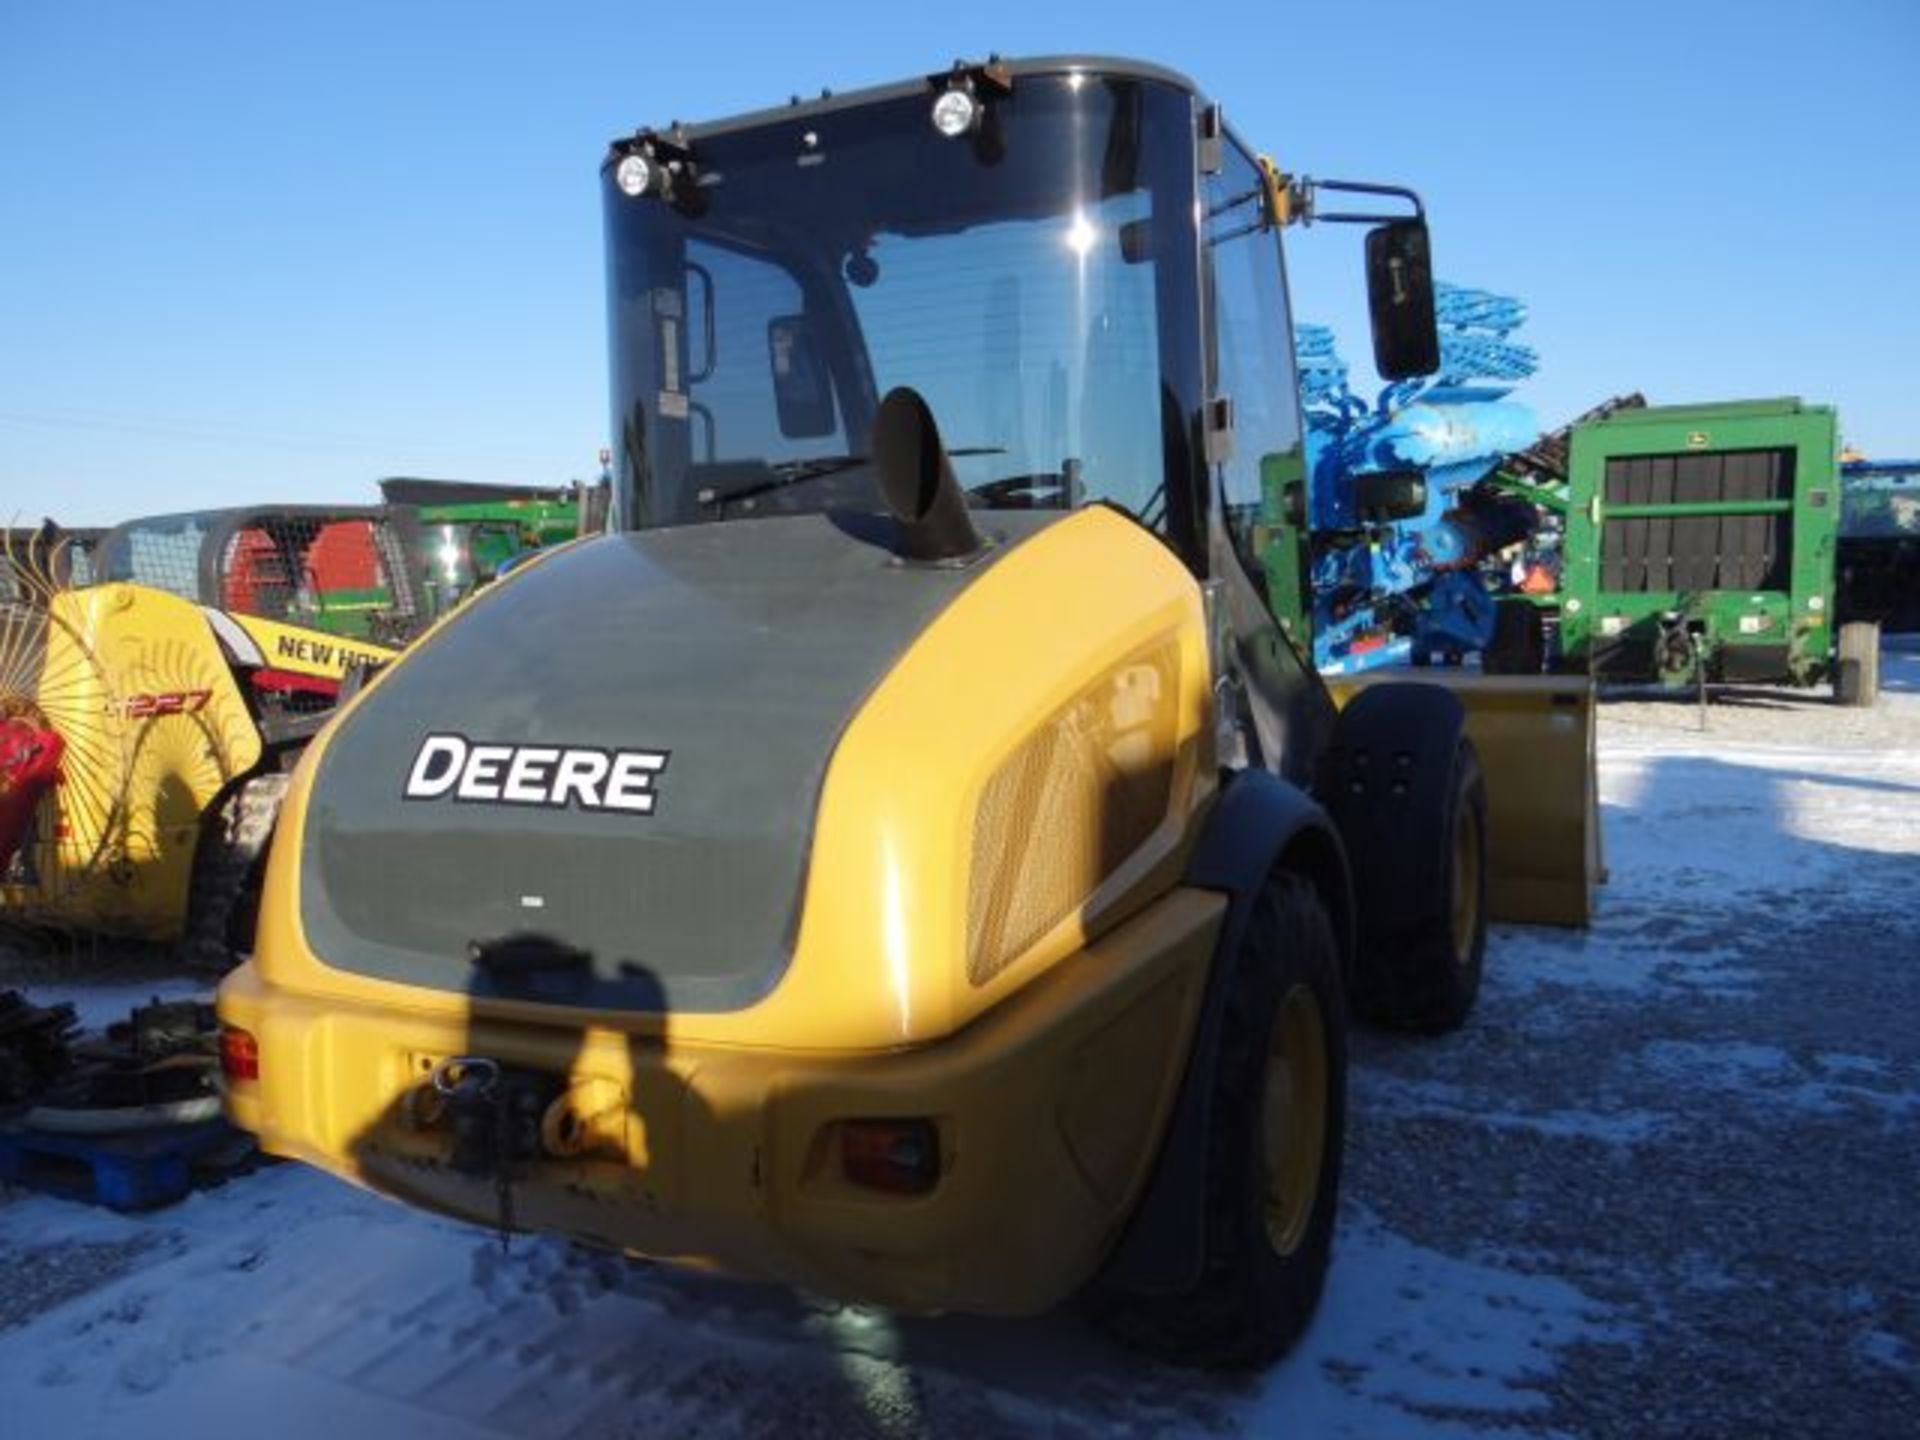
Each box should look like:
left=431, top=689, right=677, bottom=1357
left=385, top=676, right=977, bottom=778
left=930, top=87, right=978, bottom=138
left=614, top=154, right=657, bottom=197
left=610, top=128, right=695, bottom=203
left=925, top=57, right=1011, bottom=142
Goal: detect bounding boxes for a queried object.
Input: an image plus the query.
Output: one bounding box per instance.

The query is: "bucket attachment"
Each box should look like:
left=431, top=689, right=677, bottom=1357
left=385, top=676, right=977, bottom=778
left=1325, top=672, right=1601, bottom=926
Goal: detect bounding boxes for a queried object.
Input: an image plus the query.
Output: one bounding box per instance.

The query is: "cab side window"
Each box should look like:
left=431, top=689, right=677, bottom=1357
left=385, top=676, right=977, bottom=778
left=1205, top=143, right=1306, bottom=580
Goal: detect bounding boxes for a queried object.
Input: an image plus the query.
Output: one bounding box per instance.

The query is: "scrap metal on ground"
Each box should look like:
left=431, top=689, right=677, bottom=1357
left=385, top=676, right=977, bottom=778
left=0, top=988, right=78, bottom=1106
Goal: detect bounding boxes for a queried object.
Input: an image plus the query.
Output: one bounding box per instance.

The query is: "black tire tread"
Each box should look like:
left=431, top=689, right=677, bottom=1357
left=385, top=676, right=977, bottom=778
left=1354, top=739, right=1488, bottom=1032
left=182, top=769, right=289, bottom=973
left=1089, top=872, right=1347, bottom=1370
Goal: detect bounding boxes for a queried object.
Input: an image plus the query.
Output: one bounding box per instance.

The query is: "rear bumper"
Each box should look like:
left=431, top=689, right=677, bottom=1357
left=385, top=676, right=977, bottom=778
left=218, top=887, right=1222, bottom=1315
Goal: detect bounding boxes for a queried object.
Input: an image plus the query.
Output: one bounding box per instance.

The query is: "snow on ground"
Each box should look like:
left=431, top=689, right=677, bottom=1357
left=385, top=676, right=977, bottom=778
left=2, top=639, right=1917, bottom=1437
left=0, top=1161, right=1624, bottom=1440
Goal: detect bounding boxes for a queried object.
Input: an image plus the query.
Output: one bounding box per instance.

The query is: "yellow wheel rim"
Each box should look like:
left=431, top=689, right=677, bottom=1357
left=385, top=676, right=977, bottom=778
left=1450, top=795, right=1482, bottom=964
left=1263, top=982, right=1328, bottom=1256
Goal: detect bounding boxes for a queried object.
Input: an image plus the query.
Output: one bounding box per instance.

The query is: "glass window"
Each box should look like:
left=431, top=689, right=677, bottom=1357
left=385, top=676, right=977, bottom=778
left=604, top=75, right=1200, bottom=533
left=685, top=239, right=849, bottom=465
left=1205, top=143, right=1305, bottom=573
left=847, top=196, right=1165, bottom=521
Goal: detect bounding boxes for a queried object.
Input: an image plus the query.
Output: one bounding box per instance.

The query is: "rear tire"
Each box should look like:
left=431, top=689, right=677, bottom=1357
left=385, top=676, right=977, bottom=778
left=1088, top=872, right=1347, bottom=1370
left=1834, top=620, right=1880, bottom=707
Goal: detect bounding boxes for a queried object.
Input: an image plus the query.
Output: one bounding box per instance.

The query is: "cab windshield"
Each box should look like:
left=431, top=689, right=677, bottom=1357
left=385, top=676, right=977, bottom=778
left=604, top=72, right=1201, bottom=530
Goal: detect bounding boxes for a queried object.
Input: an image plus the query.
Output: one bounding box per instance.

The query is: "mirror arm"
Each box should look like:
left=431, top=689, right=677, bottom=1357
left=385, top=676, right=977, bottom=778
left=1275, top=173, right=1427, bottom=228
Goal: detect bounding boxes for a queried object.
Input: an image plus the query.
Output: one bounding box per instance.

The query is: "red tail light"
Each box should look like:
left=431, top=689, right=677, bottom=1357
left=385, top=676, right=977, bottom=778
left=841, top=1119, right=941, bottom=1195
left=219, top=1026, right=260, bottom=1082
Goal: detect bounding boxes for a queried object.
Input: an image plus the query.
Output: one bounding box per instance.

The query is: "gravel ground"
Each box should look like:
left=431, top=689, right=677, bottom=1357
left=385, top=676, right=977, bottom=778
left=0, top=1235, right=163, bottom=1332
left=1347, top=638, right=1920, bottom=1437
left=0, top=640, right=1915, bottom=1437
left=1599, top=669, right=1920, bottom=748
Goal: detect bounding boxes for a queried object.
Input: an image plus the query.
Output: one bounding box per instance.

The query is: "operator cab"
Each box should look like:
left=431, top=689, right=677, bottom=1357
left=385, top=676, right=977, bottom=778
left=606, top=60, right=1204, bottom=548
left=604, top=56, right=1438, bottom=773
left=607, top=61, right=1431, bottom=532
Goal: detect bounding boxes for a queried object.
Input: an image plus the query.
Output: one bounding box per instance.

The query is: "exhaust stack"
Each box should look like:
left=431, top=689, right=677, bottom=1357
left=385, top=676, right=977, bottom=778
left=872, top=387, right=984, bottom=564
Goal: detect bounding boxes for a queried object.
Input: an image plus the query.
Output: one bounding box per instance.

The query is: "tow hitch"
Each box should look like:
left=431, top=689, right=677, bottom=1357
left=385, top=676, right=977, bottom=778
left=426, top=1056, right=562, bottom=1248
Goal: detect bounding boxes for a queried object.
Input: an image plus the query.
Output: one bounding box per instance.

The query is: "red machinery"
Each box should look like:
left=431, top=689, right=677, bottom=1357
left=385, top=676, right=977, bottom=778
left=0, top=715, right=63, bottom=874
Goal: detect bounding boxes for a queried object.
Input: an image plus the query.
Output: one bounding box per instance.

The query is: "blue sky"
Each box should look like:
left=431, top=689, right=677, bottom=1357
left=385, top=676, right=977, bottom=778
left=2, top=0, right=1914, bottom=526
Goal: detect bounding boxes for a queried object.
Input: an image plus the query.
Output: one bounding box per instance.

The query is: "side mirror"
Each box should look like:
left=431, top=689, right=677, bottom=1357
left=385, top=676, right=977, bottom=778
left=1354, top=468, right=1429, bottom=523
left=1364, top=219, right=1440, bottom=380
left=767, top=314, right=836, bottom=438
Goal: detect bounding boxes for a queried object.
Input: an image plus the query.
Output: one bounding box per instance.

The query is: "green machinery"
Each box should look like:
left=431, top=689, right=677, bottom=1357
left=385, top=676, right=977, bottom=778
left=378, top=478, right=597, bottom=619
left=1531, top=398, right=1878, bottom=705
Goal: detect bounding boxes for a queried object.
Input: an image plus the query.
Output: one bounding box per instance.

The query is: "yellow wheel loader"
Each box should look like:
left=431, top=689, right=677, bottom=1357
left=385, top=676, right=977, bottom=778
left=1, top=507, right=421, bottom=964
left=219, top=57, right=1598, bottom=1367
